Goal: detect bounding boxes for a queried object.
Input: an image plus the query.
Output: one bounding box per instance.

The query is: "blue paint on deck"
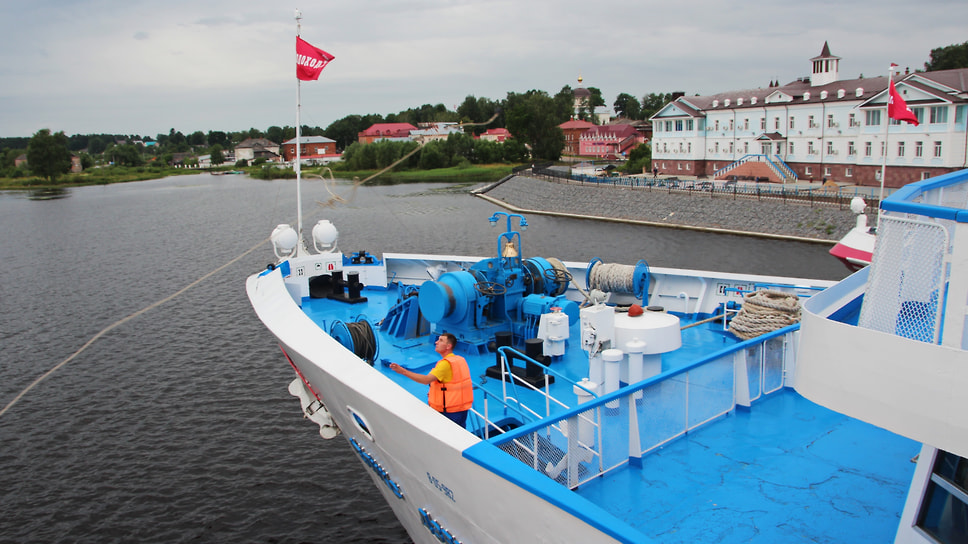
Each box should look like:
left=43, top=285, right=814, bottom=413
left=574, top=390, right=919, bottom=543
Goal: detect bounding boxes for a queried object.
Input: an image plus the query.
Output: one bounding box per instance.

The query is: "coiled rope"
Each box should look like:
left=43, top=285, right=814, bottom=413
left=728, top=289, right=801, bottom=340
left=588, top=262, right=637, bottom=294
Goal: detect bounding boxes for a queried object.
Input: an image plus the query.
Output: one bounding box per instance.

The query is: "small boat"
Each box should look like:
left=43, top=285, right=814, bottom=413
left=829, top=196, right=875, bottom=271
left=247, top=170, right=968, bottom=542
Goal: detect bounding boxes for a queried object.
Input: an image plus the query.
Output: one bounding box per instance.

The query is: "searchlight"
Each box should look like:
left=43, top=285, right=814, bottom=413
left=312, top=219, right=339, bottom=253
left=270, top=224, right=299, bottom=259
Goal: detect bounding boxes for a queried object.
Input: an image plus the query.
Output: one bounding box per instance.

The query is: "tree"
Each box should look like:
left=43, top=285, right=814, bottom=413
left=210, top=144, right=225, bottom=166
left=266, top=126, right=285, bottom=144
left=924, top=41, right=968, bottom=71
left=188, top=131, right=206, bottom=146
left=613, top=93, right=642, bottom=119
left=27, top=129, right=73, bottom=182
left=504, top=90, right=566, bottom=161
left=623, top=143, right=652, bottom=174
left=207, top=131, right=228, bottom=148
left=641, top=92, right=674, bottom=120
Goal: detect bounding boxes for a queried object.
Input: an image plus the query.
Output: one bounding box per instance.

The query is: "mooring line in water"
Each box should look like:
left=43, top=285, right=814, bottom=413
left=0, top=236, right=272, bottom=419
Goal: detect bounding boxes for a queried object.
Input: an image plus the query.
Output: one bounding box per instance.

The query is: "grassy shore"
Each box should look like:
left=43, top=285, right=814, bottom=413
left=0, top=163, right=516, bottom=190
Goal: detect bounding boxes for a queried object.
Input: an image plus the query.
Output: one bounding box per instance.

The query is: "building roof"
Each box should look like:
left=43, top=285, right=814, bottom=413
left=360, top=123, right=417, bottom=136
left=282, top=135, right=336, bottom=145
left=810, top=41, right=841, bottom=62
left=559, top=119, right=595, bottom=130
left=482, top=128, right=510, bottom=136
left=236, top=138, right=278, bottom=149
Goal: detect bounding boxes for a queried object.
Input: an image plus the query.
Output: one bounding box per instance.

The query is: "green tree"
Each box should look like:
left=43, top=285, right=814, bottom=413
left=613, top=93, right=642, bottom=119
left=188, top=131, right=206, bottom=146
left=207, top=131, right=228, bottom=148
left=924, top=41, right=968, bottom=71
left=623, top=143, right=652, bottom=174
left=27, top=129, right=73, bottom=182
left=87, top=136, right=106, bottom=155
left=641, top=92, right=673, bottom=120
left=266, top=126, right=285, bottom=144
left=418, top=141, right=448, bottom=169
left=210, top=144, right=225, bottom=166
left=504, top=90, right=567, bottom=161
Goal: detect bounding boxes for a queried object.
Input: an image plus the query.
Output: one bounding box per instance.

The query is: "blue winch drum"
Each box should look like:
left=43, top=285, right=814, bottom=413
left=417, top=271, right=479, bottom=323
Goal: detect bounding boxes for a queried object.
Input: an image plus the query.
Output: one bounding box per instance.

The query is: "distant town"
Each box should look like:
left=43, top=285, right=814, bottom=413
left=3, top=41, right=967, bottom=189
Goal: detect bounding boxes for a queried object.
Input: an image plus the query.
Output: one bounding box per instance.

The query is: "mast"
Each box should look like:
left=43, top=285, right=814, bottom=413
left=295, top=9, right=304, bottom=251
left=878, top=64, right=895, bottom=212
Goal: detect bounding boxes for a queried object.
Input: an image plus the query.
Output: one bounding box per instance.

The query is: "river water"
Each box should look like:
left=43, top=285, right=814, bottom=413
left=0, top=174, right=848, bottom=543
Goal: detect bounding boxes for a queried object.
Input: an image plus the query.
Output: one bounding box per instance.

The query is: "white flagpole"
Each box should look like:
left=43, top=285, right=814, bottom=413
left=295, top=9, right=304, bottom=251
left=878, top=64, right=895, bottom=210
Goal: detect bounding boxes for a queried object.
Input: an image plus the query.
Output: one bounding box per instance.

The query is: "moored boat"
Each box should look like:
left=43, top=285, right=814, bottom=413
left=246, top=167, right=968, bottom=541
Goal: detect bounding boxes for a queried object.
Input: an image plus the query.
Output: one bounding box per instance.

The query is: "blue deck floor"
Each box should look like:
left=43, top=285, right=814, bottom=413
left=574, top=390, right=920, bottom=543
left=303, top=288, right=920, bottom=542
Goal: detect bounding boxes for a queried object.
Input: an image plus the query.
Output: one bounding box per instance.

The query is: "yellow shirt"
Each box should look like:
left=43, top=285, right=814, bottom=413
left=429, top=357, right=453, bottom=383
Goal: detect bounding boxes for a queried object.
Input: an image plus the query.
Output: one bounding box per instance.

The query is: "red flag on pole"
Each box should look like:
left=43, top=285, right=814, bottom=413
left=296, top=37, right=334, bottom=81
left=887, top=79, right=919, bottom=126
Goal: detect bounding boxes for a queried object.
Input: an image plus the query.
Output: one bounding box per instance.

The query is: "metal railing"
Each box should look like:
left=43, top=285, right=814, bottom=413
left=485, top=326, right=799, bottom=490
left=528, top=167, right=886, bottom=210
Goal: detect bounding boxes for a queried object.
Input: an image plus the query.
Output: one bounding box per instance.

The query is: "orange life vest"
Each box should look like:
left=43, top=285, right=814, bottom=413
left=428, top=354, right=473, bottom=413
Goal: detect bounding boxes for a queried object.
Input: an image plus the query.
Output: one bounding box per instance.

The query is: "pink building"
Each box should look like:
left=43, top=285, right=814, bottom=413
left=578, top=124, right=644, bottom=158
left=478, top=128, right=510, bottom=142
left=357, top=123, right=418, bottom=144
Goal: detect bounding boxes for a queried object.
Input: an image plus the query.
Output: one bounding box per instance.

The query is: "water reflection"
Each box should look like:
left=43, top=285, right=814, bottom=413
left=28, top=187, right=71, bottom=200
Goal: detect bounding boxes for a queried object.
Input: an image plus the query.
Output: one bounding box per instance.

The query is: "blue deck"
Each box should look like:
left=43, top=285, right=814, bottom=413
left=576, top=390, right=919, bottom=543
left=300, top=285, right=920, bottom=542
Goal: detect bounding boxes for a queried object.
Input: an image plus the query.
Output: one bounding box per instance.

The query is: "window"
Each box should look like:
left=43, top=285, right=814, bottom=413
left=665, top=121, right=672, bottom=131
left=916, top=450, right=968, bottom=544
left=686, top=119, right=694, bottom=131
left=714, top=142, right=719, bottom=153
left=845, top=167, right=853, bottom=177
left=675, top=120, right=683, bottom=131
left=789, top=142, right=794, bottom=155
left=789, top=116, right=795, bottom=129
left=805, top=166, right=813, bottom=175
left=898, top=142, right=905, bottom=157
left=849, top=113, right=858, bottom=127
left=881, top=142, right=886, bottom=156
left=866, top=110, right=882, bottom=126
left=827, top=141, right=834, bottom=154
left=848, top=141, right=856, bottom=155
left=743, top=142, right=748, bottom=153
left=930, top=106, right=948, bottom=124
left=935, top=141, right=943, bottom=157
left=827, top=114, right=835, bottom=128
left=714, top=120, right=719, bottom=131
left=760, top=117, right=767, bottom=130
left=916, top=141, right=923, bottom=157
left=774, top=117, right=780, bottom=130
left=808, top=142, right=816, bottom=155
left=728, top=142, right=734, bottom=154
left=743, top=118, right=749, bottom=130
left=688, top=143, right=692, bottom=153
left=922, top=171, right=931, bottom=180
left=824, top=167, right=832, bottom=176
left=729, top=119, right=734, bottom=130
left=865, top=141, right=872, bottom=157
left=808, top=115, right=816, bottom=128
left=913, top=107, right=924, bottom=125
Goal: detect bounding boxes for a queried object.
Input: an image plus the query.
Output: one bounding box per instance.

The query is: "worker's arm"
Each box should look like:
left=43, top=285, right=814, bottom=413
left=389, top=362, right=439, bottom=385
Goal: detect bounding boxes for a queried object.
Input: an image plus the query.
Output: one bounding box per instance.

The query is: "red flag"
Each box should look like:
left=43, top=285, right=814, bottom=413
left=887, top=79, right=919, bottom=126
left=296, top=37, right=334, bottom=81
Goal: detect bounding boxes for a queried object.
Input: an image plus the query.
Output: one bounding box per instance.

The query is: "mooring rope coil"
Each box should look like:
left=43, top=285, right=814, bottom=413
left=588, top=262, right=637, bottom=295
left=728, top=289, right=801, bottom=340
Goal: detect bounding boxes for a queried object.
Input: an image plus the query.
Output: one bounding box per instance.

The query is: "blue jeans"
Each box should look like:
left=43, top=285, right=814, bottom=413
left=441, top=410, right=468, bottom=428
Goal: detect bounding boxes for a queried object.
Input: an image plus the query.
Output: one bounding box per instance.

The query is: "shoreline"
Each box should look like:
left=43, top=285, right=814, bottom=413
left=476, top=175, right=858, bottom=244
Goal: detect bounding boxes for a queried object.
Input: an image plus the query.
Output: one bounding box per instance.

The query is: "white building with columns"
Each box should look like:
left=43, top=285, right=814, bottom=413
left=650, top=43, right=968, bottom=188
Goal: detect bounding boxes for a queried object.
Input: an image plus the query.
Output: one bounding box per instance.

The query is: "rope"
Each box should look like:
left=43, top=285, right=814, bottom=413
left=588, top=262, right=637, bottom=295
left=728, top=289, right=801, bottom=340
left=345, top=319, right=378, bottom=363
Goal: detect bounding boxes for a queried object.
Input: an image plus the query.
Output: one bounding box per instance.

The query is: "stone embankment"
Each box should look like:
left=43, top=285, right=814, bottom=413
left=478, top=176, right=860, bottom=243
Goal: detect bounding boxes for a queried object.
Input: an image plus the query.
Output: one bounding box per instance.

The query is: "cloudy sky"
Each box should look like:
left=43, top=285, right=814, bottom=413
left=2, top=0, right=966, bottom=138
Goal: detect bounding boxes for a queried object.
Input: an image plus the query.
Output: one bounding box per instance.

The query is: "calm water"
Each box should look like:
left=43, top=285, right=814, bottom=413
left=0, top=174, right=848, bottom=543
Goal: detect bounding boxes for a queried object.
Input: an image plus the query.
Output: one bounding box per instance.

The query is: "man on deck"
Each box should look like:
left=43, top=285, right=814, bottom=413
left=389, top=333, right=474, bottom=427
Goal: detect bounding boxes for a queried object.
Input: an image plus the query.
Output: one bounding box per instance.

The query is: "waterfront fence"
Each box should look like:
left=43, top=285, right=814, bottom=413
left=529, top=166, right=888, bottom=211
